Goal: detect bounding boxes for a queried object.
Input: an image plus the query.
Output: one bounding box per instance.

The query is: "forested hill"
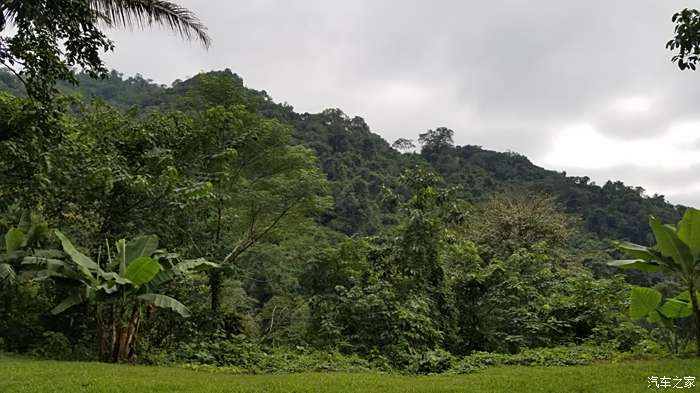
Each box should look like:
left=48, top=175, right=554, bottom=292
left=0, top=69, right=685, bottom=244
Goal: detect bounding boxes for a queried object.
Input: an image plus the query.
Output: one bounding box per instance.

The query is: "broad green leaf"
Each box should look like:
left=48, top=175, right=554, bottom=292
left=647, top=309, right=663, bottom=324
left=608, top=259, right=663, bottom=272
left=149, top=269, right=176, bottom=289
left=649, top=216, right=692, bottom=271
left=122, top=257, right=161, bottom=286
left=0, top=263, right=16, bottom=284
left=679, top=208, right=700, bottom=259
left=674, top=291, right=691, bottom=302
left=54, top=230, right=97, bottom=283
left=630, top=286, right=662, bottom=321
left=51, top=293, right=84, bottom=315
left=124, top=236, right=159, bottom=266
left=613, top=241, right=658, bottom=261
left=176, top=258, right=219, bottom=274
left=659, top=298, right=693, bottom=319
left=149, top=258, right=219, bottom=288
left=4, top=228, right=24, bottom=253
left=138, top=293, right=191, bottom=317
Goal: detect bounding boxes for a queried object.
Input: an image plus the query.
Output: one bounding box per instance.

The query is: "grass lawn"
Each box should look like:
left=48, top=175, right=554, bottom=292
left=1, top=355, right=699, bottom=393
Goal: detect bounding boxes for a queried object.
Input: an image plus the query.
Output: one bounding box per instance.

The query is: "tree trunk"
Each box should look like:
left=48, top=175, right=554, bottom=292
left=110, top=305, right=141, bottom=363
left=689, top=281, right=700, bottom=356
left=209, top=269, right=222, bottom=312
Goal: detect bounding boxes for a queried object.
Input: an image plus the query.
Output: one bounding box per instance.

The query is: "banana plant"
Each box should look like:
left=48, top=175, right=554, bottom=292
left=0, top=213, right=50, bottom=285
left=27, top=230, right=217, bottom=363
left=628, top=286, right=693, bottom=353
left=609, top=208, right=700, bottom=356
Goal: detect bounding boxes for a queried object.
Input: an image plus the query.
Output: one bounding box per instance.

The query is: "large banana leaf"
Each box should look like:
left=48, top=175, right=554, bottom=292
left=649, top=217, right=692, bottom=271
left=123, top=257, right=161, bottom=286
left=149, top=258, right=218, bottom=288
left=55, top=230, right=98, bottom=283
left=629, top=286, right=662, bottom=321
left=613, top=241, right=660, bottom=261
left=678, top=208, right=700, bottom=260
left=176, top=258, right=219, bottom=274
left=608, top=259, right=664, bottom=272
left=122, top=235, right=159, bottom=266
left=138, top=293, right=191, bottom=317
left=51, top=293, right=85, bottom=314
left=659, top=298, right=694, bottom=319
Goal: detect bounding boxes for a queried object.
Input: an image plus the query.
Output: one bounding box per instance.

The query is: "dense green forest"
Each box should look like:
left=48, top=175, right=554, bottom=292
left=10, top=68, right=684, bottom=244
left=1, top=67, right=696, bottom=371
left=2, top=1, right=700, bottom=381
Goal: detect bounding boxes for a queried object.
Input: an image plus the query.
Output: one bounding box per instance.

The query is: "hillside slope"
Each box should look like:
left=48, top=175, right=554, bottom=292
left=1, top=69, right=685, bottom=243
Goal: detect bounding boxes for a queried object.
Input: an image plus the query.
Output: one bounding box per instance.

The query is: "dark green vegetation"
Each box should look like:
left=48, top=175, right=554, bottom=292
left=2, top=355, right=700, bottom=393
left=610, top=208, right=700, bottom=355
left=1, top=2, right=700, bottom=388
left=1, top=67, right=697, bottom=373
left=0, top=0, right=209, bottom=103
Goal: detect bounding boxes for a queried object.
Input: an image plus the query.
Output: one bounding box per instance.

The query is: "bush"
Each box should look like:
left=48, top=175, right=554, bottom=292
left=30, top=331, right=72, bottom=360
left=408, top=348, right=454, bottom=374
left=141, top=333, right=374, bottom=374
left=449, top=344, right=622, bottom=374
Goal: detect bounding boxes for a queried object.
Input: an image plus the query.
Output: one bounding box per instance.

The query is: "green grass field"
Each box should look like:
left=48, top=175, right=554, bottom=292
left=1, top=356, right=699, bottom=393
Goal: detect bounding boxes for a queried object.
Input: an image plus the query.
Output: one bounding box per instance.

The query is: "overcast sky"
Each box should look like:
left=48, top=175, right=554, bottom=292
left=104, top=0, right=700, bottom=206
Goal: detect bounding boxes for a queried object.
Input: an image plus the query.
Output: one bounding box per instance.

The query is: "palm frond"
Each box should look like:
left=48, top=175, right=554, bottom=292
left=0, top=2, right=19, bottom=31
left=89, top=0, right=211, bottom=48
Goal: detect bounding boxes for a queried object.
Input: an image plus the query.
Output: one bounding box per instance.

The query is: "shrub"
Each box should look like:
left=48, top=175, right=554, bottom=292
left=30, top=331, right=72, bottom=360
left=449, top=344, right=622, bottom=374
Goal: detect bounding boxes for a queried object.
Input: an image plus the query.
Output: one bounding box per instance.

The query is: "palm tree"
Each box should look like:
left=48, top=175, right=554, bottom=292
left=1, top=0, right=210, bottom=47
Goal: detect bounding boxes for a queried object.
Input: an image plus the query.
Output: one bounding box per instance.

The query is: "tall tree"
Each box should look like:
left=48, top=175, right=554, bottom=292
left=172, top=104, right=331, bottom=312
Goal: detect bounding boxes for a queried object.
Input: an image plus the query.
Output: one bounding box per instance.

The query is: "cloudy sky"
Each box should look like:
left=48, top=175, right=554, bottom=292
left=104, top=0, right=700, bottom=206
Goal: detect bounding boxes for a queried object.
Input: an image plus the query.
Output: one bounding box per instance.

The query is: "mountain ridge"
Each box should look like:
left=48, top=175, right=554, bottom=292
left=0, top=68, right=685, bottom=244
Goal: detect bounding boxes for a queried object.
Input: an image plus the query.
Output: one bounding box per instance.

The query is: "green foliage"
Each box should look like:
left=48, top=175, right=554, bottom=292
left=151, top=335, right=373, bottom=374
left=610, top=208, right=700, bottom=355
left=0, top=0, right=208, bottom=102
left=29, top=331, right=72, bottom=361
left=668, top=9, right=700, bottom=70
left=4, top=68, right=683, bottom=246
left=0, top=281, right=53, bottom=353
left=626, top=286, right=695, bottom=354
left=0, top=66, right=680, bottom=371
left=0, top=211, right=49, bottom=286
left=449, top=344, right=624, bottom=374
left=630, top=287, right=664, bottom=321
left=37, top=231, right=216, bottom=362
